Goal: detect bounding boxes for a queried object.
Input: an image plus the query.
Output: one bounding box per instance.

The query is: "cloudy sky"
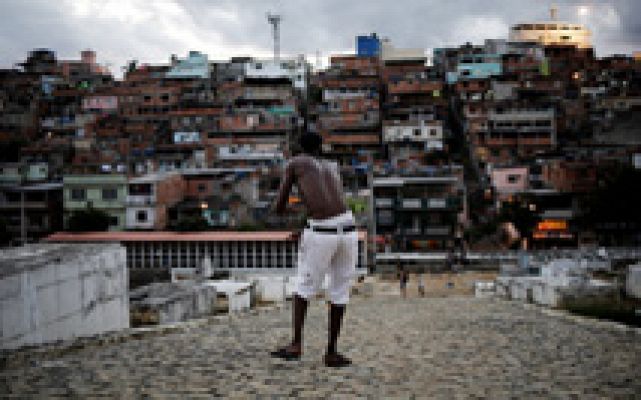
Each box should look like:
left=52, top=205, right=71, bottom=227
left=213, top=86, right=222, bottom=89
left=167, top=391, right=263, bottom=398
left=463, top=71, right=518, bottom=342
left=1, top=0, right=639, bottom=76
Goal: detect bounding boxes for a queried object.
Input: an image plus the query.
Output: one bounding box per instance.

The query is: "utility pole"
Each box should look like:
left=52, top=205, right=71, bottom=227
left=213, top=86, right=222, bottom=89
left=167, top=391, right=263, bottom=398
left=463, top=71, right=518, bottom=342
left=366, top=151, right=376, bottom=273
left=267, top=13, right=282, bottom=63
left=20, top=186, right=26, bottom=245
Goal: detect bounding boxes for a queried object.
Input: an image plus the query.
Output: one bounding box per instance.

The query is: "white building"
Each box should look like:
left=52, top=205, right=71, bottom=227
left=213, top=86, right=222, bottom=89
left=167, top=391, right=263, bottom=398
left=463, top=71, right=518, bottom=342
left=509, top=7, right=592, bottom=49
left=244, top=56, right=309, bottom=91
left=383, top=120, right=444, bottom=150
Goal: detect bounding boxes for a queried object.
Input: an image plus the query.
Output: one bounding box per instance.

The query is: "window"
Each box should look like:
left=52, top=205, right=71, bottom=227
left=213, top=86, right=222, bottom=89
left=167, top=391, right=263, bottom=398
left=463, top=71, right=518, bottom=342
left=198, top=183, right=206, bottom=193
left=102, top=188, right=118, bottom=200
left=136, top=210, right=147, bottom=222
left=71, top=188, right=86, bottom=201
left=414, top=129, right=421, bottom=137
left=109, top=216, right=118, bottom=226
left=507, top=174, right=521, bottom=184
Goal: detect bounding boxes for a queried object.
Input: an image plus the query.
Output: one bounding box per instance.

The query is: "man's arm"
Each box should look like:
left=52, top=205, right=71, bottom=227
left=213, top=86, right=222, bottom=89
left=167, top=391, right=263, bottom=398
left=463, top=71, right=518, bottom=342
left=272, top=161, right=296, bottom=215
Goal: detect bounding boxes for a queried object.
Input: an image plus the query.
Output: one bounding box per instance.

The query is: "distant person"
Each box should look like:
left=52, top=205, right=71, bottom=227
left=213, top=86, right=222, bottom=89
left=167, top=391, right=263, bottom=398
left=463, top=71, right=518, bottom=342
left=398, top=265, right=408, bottom=298
left=270, top=132, right=357, bottom=368
left=417, top=273, right=425, bottom=297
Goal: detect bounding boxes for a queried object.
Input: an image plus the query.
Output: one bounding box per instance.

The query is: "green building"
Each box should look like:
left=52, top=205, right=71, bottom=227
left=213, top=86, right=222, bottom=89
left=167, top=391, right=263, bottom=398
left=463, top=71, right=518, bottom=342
left=63, top=174, right=128, bottom=231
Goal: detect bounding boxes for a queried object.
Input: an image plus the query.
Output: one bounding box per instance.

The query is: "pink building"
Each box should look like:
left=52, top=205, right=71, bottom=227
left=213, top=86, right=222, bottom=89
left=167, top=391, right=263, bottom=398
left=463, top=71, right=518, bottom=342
left=490, top=166, right=529, bottom=198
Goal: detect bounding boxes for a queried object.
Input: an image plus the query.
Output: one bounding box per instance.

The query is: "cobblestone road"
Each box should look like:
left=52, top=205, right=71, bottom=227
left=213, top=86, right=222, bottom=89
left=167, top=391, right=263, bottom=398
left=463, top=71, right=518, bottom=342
left=2, top=296, right=640, bottom=399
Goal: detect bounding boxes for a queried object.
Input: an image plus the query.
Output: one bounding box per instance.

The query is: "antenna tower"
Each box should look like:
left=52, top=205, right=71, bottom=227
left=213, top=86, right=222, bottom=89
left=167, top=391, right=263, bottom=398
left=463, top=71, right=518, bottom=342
left=267, top=12, right=282, bottom=62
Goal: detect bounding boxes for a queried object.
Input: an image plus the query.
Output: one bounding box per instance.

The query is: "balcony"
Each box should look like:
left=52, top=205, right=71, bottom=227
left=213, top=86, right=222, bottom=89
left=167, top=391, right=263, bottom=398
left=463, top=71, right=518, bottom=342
left=403, top=227, right=422, bottom=235
left=0, top=201, right=49, bottom=209
left=375, top=198, right=394, bottom=208
left=388, top=80, right=442, bottom=95
left=127, top=196, right=155, bottom=206
left=401, top=198, right=422, bottom=209
left=396, top=197, right=462, bottom=211
left=424, top=226, right=451, bottom=236
left=426, top=198, right=447, bottom=209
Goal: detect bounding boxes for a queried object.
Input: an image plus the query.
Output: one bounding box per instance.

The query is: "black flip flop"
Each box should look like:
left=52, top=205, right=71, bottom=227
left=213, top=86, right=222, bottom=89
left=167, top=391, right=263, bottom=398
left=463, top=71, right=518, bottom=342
left=324, top=353, right=352, bottom=368
left=270, top=347, right=301, bottom=361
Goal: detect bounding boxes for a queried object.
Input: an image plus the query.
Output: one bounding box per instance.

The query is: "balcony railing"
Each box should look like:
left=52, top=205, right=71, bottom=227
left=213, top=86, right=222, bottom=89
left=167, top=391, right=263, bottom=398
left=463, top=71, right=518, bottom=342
left=395, top=197, right=462, bottom=210
left=427, top=198, right=447, bottom=209
left=375, top=198, right=394, bottom=208
left=401, top=198, right=422, bottom=209
left=424, top=226, right=451, bottom=236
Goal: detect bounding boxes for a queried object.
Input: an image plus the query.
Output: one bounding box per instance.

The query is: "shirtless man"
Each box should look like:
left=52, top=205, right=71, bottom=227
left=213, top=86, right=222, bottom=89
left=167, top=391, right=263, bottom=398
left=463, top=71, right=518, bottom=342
left=270, top=132, right=357, bottom=368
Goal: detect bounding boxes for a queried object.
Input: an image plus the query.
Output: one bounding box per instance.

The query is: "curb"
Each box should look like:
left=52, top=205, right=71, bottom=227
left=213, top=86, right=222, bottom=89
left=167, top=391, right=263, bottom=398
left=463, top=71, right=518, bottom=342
left=0, top=304, right=284, bottom=370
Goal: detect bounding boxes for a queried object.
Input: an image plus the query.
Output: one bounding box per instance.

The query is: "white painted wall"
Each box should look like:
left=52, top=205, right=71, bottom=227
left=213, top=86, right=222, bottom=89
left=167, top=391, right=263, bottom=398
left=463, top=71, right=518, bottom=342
left=126, top=207, right=156, bottom=230
left=383, top=122, right=443, bottom=143
left=0, top=244, right=129, bottom=350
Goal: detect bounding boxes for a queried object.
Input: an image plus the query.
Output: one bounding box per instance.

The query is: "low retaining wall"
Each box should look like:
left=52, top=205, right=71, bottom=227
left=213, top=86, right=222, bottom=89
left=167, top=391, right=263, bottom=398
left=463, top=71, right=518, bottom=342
left=1, top=243, right=129, bottom=350
left=130, top=282, right=217, bottom=325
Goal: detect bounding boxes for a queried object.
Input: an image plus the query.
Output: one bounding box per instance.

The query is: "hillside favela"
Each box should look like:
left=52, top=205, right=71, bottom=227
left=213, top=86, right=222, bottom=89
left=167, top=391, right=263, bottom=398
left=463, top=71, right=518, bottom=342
left=1, top=1, right=641, bottom=397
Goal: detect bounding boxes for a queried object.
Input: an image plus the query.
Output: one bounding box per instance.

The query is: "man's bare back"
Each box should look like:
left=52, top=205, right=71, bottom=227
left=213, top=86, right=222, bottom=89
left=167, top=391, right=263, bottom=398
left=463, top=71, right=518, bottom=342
left=274, top=154, right=348, bottom=220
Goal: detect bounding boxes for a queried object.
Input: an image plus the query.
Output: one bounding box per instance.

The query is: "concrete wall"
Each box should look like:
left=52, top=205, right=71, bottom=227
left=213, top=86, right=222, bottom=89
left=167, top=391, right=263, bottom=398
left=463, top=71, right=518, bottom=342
left=626, top=264, right=641, bottom=300
left=0, top=243, right=129, bottom=350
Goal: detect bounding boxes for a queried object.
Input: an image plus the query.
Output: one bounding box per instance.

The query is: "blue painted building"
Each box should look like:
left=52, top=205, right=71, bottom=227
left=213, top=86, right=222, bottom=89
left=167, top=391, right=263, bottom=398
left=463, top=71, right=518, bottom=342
left=446, top=54, right=503, bottom=84
left=166, top=51, right=210, bottom=79
left=357, top=34, right=381, bottom=57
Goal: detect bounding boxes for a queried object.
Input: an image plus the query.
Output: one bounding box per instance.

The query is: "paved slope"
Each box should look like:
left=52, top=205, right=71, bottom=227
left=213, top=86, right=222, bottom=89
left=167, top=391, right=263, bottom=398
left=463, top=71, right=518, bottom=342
left=2, top=297, right=640, bottom=399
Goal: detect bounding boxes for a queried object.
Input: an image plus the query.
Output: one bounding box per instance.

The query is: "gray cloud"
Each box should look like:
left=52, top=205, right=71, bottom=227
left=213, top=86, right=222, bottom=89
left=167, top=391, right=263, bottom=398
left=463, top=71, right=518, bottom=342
left=0, top=0, right=638, bottom=76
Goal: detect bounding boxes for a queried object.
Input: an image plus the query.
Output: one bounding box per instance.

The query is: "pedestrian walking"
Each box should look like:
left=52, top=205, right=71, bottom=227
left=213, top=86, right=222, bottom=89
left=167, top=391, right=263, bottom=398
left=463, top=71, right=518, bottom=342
left=398, top=265, right=408, bottom=298
left=417, top=273, right=425, bottom=297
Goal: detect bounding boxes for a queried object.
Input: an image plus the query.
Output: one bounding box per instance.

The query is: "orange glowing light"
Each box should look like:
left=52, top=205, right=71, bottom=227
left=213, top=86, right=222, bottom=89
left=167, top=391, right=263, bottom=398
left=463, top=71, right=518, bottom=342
left=536, top=220, right=568, bottom=231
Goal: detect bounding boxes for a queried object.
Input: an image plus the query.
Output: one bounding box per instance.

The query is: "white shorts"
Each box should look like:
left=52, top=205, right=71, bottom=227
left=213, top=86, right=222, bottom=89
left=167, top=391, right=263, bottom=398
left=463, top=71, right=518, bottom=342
left=295, top=211, right=358, bottom=305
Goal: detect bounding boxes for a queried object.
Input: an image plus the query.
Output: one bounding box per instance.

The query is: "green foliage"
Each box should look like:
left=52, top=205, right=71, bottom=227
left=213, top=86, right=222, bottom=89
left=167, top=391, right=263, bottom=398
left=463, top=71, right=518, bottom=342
left=171, top=214, right=210, bottom=232
left=347, top=197, right=368, bottom=213
left=0, top=138, right=28, bottom=162
left=237, top=221, right=266, bottom=231
left=67, top=208, right=111, bottom=232
left=583, top=167, right=641, bottom=228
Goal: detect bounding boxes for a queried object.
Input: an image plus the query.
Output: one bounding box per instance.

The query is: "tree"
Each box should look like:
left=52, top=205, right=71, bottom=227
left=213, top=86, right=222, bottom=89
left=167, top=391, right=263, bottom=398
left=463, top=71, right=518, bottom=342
left=67, top=208, right=111, bottom=232
left=171, top=214, right=209, bottom=232
left=582, top=167, right=641, bottom=243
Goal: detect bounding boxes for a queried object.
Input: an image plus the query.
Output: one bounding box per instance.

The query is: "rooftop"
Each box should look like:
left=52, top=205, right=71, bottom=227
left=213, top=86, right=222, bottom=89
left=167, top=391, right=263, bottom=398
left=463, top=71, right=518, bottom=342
left=46, top=230, right=368, bottom=242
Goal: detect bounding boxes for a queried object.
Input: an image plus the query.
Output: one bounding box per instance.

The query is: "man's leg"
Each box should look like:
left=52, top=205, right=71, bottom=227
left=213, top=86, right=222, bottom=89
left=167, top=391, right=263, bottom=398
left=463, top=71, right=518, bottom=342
left=327, top=302, right=345, bottom=355
left=271, top=293, right=308, bottom=359
left=325, top=231, right=357, bottom=367
left=290, top=293, right=308, bottom=352
left=272, top=229, right=328, bottom=360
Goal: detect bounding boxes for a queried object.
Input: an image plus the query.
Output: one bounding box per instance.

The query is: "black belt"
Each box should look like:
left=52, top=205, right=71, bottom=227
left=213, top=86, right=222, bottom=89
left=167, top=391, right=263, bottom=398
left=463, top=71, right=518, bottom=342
left=306, top=223, right=356, bottom=233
